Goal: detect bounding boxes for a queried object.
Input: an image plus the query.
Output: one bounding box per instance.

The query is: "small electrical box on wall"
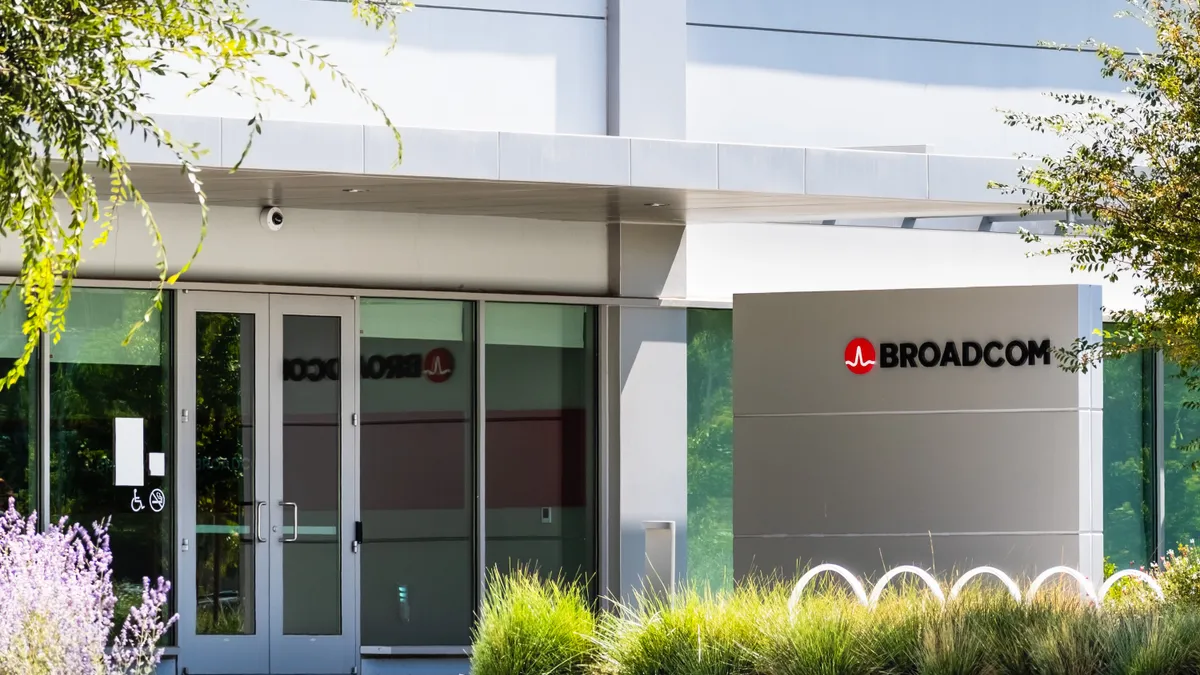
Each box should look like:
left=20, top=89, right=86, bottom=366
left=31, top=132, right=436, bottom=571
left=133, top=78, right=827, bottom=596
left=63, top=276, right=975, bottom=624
left=541, top=507, right=553, bottom=524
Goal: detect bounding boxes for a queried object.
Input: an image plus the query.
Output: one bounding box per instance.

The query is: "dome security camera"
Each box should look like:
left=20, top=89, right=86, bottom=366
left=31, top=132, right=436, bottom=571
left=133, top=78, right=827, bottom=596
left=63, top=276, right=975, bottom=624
left=260, top=206, right=285, bottom=232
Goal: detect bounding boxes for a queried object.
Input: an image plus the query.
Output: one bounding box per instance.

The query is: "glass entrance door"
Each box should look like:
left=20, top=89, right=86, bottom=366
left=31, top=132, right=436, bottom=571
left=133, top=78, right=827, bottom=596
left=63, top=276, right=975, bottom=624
left=177, top=293, right=357, bottom=675
left=177, top=292, right=271, bottom=673
left=268, top=295, right=358, bottom=674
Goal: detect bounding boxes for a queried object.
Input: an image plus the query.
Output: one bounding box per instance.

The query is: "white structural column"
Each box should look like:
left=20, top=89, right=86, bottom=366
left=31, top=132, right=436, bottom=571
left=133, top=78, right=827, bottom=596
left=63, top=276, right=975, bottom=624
left=605, top=223, right=689, bottom=601
left=607, top=0, right=687, bottom=138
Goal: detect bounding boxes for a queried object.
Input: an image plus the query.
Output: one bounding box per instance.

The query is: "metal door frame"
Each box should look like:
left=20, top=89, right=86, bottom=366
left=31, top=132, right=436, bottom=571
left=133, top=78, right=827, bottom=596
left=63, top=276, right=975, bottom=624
left=176, top=291, right=272, bottom=674
left=268, top=294, right=359, bottom=674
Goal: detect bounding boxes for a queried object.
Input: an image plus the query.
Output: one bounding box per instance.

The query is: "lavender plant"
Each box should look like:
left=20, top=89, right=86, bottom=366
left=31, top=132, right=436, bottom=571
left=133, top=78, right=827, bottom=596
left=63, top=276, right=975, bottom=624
left=0, top=499, right=177, bottom=675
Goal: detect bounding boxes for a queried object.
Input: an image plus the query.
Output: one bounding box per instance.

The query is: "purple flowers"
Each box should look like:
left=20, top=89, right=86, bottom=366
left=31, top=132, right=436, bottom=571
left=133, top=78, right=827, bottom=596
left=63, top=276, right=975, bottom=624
left=0, top=498, right=177, bottom=674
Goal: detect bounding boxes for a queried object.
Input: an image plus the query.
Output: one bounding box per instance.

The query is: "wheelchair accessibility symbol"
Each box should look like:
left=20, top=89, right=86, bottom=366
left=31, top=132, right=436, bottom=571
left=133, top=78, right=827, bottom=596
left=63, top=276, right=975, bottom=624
left=131, top=488, right=166, bottom=513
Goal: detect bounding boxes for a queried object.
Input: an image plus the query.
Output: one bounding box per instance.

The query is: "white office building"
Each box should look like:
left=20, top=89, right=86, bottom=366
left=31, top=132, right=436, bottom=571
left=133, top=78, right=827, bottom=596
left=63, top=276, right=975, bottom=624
left=0, top=2, right=1183, bottom=674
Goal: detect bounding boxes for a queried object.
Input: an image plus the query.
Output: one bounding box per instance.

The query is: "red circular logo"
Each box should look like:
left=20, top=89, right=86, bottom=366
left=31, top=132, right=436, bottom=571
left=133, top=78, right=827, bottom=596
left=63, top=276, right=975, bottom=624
left=422, top=348, right=455, bottom=383
left=844, top=338, right=876, bottom=375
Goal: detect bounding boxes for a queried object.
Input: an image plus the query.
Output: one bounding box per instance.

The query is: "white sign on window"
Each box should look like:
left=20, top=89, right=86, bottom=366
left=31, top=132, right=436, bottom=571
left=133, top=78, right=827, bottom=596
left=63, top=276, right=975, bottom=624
left=113, top=418, right=145, bottom=487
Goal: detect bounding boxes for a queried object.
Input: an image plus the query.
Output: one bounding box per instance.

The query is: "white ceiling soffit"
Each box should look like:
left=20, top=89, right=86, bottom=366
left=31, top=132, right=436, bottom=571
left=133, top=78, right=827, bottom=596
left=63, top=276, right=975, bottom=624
left=115, top=115, right=1033, bottom=225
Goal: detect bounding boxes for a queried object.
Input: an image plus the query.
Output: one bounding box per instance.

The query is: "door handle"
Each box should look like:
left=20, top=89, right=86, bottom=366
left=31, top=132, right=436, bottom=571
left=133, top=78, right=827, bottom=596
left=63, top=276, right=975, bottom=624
left=255, top=501, right=267, bottom=543
left=280, top=501, right=298, bottom=542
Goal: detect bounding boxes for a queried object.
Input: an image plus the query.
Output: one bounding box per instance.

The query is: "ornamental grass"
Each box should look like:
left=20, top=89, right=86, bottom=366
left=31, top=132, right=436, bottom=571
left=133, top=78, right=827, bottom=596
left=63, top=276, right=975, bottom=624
left=471, top=568, right=1200, bottom=675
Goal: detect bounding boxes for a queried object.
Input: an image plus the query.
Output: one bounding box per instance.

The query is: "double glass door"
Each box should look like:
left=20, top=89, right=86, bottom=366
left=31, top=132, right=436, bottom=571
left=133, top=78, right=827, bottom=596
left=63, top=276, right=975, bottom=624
left=176, top=293, right=358, bottom=674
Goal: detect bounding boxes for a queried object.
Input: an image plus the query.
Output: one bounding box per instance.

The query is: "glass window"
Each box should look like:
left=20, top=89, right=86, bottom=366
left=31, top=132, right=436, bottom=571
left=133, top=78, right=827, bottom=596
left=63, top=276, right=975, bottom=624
left=1102, top=347, right=1155, bottom=567
left=194, top=312, right=256, bottom=636
left=49, top=288, right=173, bottom=626
left=484, top=303, right=597, bottom=591
left=359, top=299, right=476, bottom=646
left=0, top=296, right=39, bottom=516
left=685, top=309, right=733, bottom=593
left=1165, top=361, right=1200, bottom=550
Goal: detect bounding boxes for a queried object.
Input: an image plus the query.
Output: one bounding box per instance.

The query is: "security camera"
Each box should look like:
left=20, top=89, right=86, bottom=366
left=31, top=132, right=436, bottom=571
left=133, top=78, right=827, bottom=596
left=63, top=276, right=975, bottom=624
left=260, top=206, right=285, bottom=232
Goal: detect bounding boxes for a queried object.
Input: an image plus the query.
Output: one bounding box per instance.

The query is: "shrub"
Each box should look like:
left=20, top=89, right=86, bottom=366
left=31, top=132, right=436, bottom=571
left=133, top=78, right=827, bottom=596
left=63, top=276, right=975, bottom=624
left=1159, top=543, right=1200, bottom=606
left=471, top=566, right=596, bottom=675
left=0, top=500, right=176, bottom=675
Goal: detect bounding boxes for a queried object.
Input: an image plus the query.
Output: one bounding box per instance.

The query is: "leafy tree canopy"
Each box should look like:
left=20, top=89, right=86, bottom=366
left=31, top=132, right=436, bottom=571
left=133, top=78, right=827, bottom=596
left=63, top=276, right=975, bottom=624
left=0, top=0, right=410, bottom=386
left=998, top=0, right=1200, bottom=382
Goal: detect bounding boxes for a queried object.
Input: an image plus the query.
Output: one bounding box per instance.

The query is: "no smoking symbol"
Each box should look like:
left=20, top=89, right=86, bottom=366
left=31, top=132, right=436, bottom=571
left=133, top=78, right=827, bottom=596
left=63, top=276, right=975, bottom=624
left=149, top=488, right=165, bottom=513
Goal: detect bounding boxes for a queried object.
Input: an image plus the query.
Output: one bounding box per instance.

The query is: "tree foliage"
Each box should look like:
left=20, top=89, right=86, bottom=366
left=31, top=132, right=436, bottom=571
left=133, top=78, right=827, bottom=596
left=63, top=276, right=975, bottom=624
left=997, top=0, right=1200, bottom=378
left=0, top=0, right=410, bottom=386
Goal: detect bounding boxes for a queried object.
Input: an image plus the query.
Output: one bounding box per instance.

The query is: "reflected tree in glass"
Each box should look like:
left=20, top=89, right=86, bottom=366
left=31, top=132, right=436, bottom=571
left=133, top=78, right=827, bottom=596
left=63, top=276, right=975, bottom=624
left=685, top=309, right=733, bottom=593
left=0, top=354, right=38, bottom=516
left=1102, top=348, right=1155, bottom=568
left=194, top=313, right=255, bottom=635
left=1165, top=363, right=1200, bottom=549
left=49, top=289, right=172, bottom=633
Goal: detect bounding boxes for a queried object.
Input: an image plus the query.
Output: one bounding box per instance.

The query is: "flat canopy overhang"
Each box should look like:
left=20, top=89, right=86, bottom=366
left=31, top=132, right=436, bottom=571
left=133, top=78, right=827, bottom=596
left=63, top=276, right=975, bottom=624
left=122, top=115, right=1032, bottom=225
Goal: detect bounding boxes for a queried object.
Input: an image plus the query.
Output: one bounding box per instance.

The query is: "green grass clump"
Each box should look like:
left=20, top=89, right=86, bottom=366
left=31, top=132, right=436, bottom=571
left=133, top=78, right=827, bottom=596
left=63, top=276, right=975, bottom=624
left=594, top=579, right=774, bottom=675
left=470, top=567, right=1200, bottom=675
left=470, top=566, right=596, bottom=675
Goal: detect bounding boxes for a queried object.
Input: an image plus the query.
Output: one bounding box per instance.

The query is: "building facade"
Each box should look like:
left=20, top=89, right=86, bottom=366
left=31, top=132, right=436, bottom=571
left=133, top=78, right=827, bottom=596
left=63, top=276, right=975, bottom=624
left=0, top=1, right=1180, bottom=674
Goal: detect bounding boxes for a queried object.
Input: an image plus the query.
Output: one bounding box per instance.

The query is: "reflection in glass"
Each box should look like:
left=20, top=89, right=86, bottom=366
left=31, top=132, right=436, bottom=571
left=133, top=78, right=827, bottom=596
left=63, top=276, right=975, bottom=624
left=1165, top=361, right=1200, bottom=550
left=0, top=295, right=39, bottom=515
left=685, top=309, right=734, bottom=593
left=195, top=313, right=256, bottom=635
left=281, top=315, right=341, bottom=635
left=1101, top=345, right=1155, bottom=567
left=49, top=288, right=173, bottom=631
left=359, top=299, right=475, bottom=646
left=484, top=303, right=597, bottom=592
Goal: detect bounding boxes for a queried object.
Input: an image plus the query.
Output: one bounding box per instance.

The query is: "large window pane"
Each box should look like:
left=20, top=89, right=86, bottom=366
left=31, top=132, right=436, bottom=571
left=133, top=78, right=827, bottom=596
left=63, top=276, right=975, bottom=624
left=685, top=309, right=733, bottom=593
left=359, top=299, right=475, bottom=646
left=484, top=303, right=597, bottom=590
left=1102, top=347, right=1155, bottom=567
left=0, top=296, right=39, bottom=516
left=1165, top=361, right=1200, bottom=549
left=50, top=288, right=173, bottom=627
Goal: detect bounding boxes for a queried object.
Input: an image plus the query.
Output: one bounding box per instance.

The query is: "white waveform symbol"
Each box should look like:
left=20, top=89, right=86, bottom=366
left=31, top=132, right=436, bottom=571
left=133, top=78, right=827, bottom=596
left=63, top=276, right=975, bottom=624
left=424, top=355, right=452, bottom=377
left=845, top=346, right=876, bottom=368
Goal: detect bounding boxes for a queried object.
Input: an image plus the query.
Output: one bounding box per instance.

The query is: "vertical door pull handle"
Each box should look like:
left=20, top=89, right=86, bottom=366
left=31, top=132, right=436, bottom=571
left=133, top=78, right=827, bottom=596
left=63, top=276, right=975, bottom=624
left=280, top=501, right=298, bottom=542
left=255, top=501, right=267, bottom=543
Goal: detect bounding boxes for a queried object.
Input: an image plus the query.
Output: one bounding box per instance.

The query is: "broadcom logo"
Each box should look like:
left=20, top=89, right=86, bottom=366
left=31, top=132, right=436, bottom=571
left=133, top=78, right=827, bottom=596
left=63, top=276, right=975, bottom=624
left=844, top=337, right=1053, bottom=375
left=844, top=338, right=877, bottom=375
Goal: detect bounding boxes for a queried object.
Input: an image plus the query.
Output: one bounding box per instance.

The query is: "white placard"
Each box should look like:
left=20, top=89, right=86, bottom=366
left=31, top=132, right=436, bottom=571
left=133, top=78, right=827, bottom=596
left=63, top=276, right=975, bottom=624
left=113, top=418, right=144, bottom=487
left=148, top=452, right=165, bottom=477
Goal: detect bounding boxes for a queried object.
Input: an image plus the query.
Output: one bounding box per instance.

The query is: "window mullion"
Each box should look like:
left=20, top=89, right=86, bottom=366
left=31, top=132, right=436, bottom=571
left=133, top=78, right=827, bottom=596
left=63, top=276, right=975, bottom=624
left=1154, top=349, right=1166, bottom=560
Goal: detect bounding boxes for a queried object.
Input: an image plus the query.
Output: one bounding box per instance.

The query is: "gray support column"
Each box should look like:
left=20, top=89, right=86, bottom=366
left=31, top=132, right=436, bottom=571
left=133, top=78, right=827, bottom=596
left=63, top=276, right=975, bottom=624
left=606, top=0, right=687, bottom=139
left=604, top=221, right=689, bottom=601
left=606, top=306, right=688, bottom=601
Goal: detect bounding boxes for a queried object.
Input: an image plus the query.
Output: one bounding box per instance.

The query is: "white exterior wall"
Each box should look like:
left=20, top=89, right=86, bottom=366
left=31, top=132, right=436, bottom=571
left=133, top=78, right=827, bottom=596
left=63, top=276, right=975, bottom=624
left=685, top=222, right=1143, bottom=313
left=11, top=202, right=610, bottom=294
left=686, top=0, right=1149, bottom=156
left=139, top=0, right=608, bottom=135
